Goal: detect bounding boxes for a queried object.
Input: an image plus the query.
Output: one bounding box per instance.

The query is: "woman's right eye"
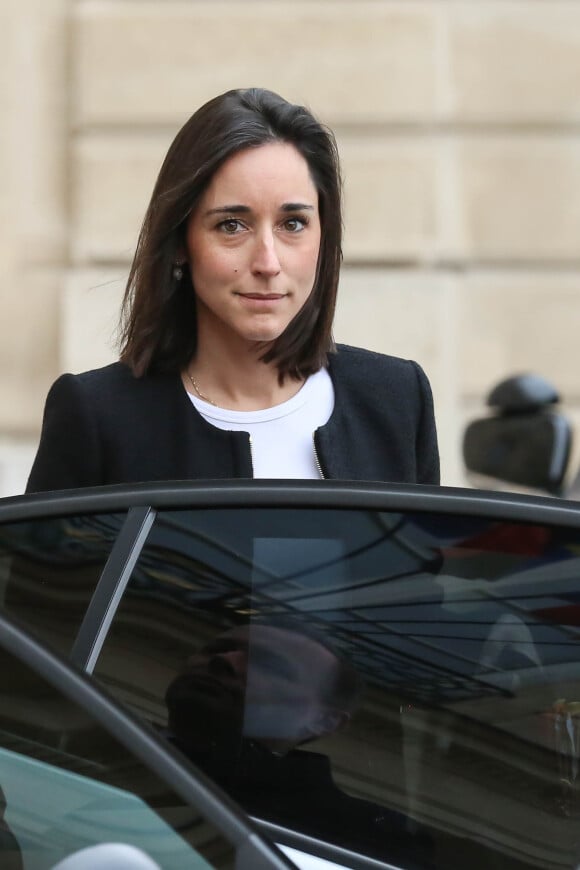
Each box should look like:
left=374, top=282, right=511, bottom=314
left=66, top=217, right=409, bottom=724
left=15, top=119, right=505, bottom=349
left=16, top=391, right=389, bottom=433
left=218, top=218, right=244, bottom=234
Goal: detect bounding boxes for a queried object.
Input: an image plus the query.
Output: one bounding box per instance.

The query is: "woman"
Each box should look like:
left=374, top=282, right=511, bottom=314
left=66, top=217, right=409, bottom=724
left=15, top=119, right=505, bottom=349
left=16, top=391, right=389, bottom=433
left=27, top=88, right=439, bottom=491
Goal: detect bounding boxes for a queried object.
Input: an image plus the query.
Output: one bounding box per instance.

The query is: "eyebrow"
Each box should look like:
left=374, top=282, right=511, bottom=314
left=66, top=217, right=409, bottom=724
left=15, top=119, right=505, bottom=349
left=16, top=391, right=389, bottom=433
left=281, top=202, right=315, bottom=212
left=204, top=202, right=315, bottom=217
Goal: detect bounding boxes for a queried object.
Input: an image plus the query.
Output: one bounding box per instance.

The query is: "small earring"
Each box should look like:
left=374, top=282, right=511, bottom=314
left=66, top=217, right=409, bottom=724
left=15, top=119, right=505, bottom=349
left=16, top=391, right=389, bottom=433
left=173, top=263, right=184, bottom=281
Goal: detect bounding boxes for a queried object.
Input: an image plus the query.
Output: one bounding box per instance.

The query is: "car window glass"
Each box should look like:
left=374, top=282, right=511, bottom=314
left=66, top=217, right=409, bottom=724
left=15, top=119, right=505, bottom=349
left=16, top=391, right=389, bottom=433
left=94, top=507, right=580, bottom=869
left=0, top=641, right=236, bottom=869
left=0, top=514, right=124, bottom=657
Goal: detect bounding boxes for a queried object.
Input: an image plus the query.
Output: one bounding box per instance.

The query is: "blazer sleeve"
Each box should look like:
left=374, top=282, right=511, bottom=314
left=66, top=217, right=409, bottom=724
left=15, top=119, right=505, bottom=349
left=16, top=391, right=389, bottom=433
left=26, top=374, right=103, bottom=493
left=412, top=361, right=440, bottom=485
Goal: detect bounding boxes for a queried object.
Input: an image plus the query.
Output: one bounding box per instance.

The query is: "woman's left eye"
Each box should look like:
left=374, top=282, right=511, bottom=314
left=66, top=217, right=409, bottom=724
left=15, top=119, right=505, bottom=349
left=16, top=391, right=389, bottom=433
left=282, top=217, right=307, bottom=233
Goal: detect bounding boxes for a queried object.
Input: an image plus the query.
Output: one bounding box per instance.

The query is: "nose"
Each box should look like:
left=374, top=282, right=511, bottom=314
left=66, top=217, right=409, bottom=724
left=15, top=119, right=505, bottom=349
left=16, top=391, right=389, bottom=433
left=251, top=230, right=281, bottom=277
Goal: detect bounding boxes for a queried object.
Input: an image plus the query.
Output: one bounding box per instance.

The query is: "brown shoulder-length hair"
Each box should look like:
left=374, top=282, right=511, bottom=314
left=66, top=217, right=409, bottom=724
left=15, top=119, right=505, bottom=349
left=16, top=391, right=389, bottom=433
left=119, top=87, right=343, bottom=380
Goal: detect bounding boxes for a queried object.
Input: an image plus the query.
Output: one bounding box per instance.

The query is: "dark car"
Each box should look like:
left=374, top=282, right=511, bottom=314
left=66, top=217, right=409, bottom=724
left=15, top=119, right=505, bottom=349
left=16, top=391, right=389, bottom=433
left=2, top=480, right=580, bottom=869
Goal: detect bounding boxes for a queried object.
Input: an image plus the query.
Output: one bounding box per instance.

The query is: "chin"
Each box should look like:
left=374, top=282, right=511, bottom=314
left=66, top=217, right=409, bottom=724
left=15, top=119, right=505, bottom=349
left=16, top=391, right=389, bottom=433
left=241, top=324, right=288, bottom=343
left=247, top=332, right=284, bottom=344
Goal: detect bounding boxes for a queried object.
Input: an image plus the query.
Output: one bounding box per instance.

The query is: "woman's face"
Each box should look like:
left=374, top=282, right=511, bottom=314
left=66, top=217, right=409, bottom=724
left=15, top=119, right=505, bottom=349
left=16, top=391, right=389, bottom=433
left=184, top=141, right=321, bottom=350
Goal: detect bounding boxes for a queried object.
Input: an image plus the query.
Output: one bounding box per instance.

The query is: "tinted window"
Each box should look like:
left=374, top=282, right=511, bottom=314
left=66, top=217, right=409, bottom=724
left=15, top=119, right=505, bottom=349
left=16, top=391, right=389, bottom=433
left=0, top=638, right=235, bottom=869
left=95, top=507, right=580, bottom=868
left=0, top=514, right=124, bottom=657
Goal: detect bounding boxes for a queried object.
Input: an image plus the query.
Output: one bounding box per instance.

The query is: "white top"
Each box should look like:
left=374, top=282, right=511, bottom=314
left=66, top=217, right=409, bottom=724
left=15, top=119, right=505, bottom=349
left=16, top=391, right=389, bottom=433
left=187, top=368, right=334, bottom=478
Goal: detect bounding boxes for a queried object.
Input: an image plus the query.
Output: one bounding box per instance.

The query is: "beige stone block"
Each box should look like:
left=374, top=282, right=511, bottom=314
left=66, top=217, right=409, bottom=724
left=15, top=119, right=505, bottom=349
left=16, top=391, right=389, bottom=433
left=61, top=268, right=127, bottom=373
left=0, top=265, right=60, bottom=435
left=334, top=268, right=448, bottom=369
left=0, top=0, right=68, bottom=265
left=458, top=272, right=580, bottom=401
left=334, top=267, right=462, bottom=485
left=449, top=4, right=580, bottom=122
left=0, top=439, right=37, bottom=497
left=459, top=139, right=580, bottom=261
left=0, top=1, right=69, bottom=441
left=73, top=1, right=438, bottom=126
left=71, top=135, right=170, bottom=262
left=340, top=138, right=441, bottom=261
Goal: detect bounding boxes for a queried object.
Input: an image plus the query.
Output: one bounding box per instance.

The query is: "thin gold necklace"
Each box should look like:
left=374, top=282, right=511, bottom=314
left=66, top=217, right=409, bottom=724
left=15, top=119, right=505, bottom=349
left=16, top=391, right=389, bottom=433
left=186, top=371, right=218, bottom=407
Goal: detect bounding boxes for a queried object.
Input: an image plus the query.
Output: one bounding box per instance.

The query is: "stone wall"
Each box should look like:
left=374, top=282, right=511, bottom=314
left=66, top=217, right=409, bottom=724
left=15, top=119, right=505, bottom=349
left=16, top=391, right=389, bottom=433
left=2, top=0, right=580, bottom=494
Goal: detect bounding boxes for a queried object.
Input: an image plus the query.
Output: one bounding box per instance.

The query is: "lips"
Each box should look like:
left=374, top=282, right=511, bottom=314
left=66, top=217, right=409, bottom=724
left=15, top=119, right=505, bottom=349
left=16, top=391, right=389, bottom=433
left=237, top=293, right=286, bottom=300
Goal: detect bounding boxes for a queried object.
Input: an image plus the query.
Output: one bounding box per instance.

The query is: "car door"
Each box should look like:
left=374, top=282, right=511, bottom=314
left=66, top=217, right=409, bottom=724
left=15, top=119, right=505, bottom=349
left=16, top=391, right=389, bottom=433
left=3, top=481, right=580, bottom=869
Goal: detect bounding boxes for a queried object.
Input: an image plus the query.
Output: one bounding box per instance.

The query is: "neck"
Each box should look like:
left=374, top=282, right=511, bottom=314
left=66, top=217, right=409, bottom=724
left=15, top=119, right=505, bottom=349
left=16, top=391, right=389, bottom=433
left=184, top=333, right=303, bottom=411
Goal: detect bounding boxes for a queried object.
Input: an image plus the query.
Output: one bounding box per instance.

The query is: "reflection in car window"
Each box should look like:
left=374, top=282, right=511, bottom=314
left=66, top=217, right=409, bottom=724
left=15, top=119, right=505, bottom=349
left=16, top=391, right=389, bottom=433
left=0, top=514, right=124, bottom=657
left=95, top=507, right=580, bottom=869
left=0, top=641, right=235, bottom=869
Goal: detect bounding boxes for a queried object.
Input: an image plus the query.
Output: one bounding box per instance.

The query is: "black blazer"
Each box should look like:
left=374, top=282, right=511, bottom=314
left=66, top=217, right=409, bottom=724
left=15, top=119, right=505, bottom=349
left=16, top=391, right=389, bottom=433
left=26, top=345, right=439, bottom=492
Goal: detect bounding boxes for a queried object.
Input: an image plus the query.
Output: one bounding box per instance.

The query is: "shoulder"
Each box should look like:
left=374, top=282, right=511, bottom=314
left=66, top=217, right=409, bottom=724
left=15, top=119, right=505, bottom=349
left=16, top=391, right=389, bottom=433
left=55, top=361, right=138, bottom=391
left=328, top=345, right=435, bottom=416
left=330, top=344, right=423, bottom=385
left=50, top=362, right=177, bottom=405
